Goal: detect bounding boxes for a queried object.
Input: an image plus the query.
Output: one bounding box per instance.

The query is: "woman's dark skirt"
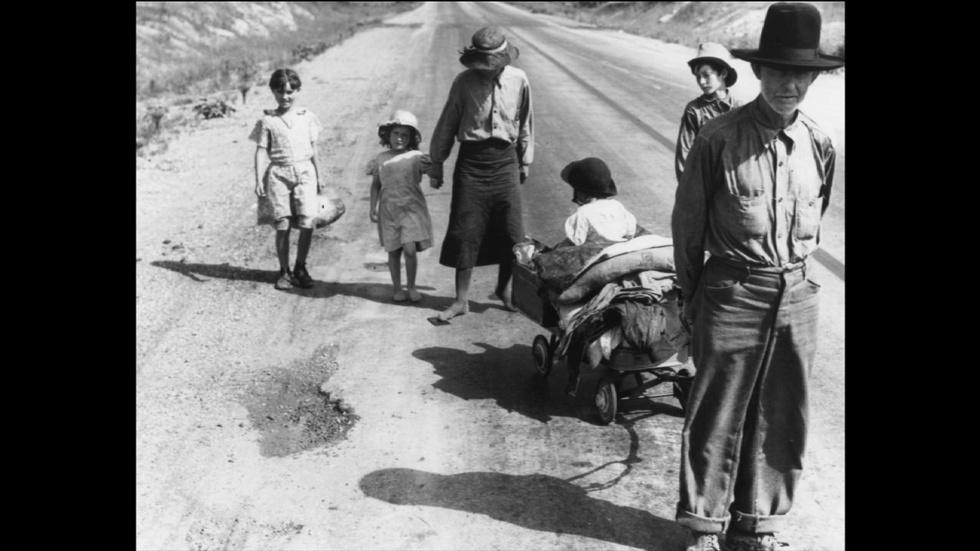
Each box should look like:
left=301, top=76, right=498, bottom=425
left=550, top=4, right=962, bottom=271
left=439, top=139, right=524, bottom=269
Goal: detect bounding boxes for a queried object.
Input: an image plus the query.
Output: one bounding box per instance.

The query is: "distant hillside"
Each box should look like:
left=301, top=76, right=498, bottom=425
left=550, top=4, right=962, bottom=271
left=136, top=2, right=418, bottom=99
left=509, top=2, right=844, bottom=61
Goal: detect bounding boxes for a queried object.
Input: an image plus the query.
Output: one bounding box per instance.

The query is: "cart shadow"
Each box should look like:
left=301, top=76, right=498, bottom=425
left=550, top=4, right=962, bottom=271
left=358, top=468, right=687, bottom=550
left=412, top=343, right=686, bottom=424
left=150, top=260, right=482, bottom=311
left=412, top=342, right=583, bottom=423
left=614, top=375, right=687, bottom=418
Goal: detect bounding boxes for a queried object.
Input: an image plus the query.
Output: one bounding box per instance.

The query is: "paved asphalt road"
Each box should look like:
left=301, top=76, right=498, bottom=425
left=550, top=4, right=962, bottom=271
left=136, top=3, right=844, bottom=550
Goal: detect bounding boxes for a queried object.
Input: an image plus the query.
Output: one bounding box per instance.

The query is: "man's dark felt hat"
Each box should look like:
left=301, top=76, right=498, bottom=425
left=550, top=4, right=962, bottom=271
left=730, top=2, right=844, bottom=70
left=561, top=157, right=617, bottom=199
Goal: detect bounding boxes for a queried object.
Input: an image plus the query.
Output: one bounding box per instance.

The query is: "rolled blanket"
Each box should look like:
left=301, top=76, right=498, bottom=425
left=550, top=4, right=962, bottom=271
left=557, top=247, right=675, bottom=304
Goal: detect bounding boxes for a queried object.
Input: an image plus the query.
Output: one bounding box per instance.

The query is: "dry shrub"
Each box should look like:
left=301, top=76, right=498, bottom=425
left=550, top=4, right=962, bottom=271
left=192, top=97, right=237, bottom=120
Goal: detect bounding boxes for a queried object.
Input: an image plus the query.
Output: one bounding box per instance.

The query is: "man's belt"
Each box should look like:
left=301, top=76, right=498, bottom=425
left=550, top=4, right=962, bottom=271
left=712, top=255, right=806, bottom=274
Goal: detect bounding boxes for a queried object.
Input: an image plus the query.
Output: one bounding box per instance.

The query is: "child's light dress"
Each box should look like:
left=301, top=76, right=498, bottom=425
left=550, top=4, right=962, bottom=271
left=366, top=149, right=434, bottom=252
left=564, top=198, right=637, bottom=246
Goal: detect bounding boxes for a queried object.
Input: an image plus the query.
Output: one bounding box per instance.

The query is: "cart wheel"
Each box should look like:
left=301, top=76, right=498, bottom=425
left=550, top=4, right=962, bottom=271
left=673, top=378, right=693, bottom=411
left=594, top=377, right=618, bottom=425
left=531, top=335, right=553, bottom=377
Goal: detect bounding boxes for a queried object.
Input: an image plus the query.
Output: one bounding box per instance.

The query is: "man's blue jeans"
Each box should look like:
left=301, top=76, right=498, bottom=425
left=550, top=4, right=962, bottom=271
left=676, top=256, right=820, bottom=534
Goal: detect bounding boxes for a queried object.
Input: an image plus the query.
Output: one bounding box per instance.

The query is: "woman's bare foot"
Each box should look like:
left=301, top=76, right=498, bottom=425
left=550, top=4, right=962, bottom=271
left=437, top=301, right=469, bottom=321
left=393, top=289, right=408, bottom=302
left=494, top=289, right=518, bottom=312
left=407, top=288, right=422, bottom=303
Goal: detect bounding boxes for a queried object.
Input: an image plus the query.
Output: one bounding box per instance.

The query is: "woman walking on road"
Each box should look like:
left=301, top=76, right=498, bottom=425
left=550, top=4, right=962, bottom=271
left=429, top=27, right=534, bottom=322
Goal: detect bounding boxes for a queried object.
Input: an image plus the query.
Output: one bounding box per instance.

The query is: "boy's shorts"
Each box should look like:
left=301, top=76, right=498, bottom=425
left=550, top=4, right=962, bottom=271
left=265, top=160, right=317, bottom=230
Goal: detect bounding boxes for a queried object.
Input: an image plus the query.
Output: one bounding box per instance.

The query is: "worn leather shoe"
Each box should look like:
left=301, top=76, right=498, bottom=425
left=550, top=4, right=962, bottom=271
left=274, top=270, right=294, bottom=290
left=293, top=264, right=314, bottom=289
left=686, top=532, right=722, bottom=551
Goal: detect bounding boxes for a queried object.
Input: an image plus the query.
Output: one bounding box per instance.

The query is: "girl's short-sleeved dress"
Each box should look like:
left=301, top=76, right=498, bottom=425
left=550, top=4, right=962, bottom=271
left=366, top=149, right=434, bottom=252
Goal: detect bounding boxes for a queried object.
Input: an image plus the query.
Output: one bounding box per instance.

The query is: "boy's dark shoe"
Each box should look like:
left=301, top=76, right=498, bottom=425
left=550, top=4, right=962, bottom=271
left=726, top=532, right=792, bottom=551
left=275, top=270, right=295, bottom=290
left=293, top=264, right=315, bottom=289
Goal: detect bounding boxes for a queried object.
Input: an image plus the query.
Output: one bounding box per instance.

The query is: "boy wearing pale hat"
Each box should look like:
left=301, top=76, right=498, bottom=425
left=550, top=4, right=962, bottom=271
left=671, top=3, right=844, bottom=551
left=674, top=42, right=742, bottom=183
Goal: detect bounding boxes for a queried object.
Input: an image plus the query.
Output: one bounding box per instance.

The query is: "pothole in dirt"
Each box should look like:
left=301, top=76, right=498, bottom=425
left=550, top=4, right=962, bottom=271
left=240, top=344, right=359, bottom=457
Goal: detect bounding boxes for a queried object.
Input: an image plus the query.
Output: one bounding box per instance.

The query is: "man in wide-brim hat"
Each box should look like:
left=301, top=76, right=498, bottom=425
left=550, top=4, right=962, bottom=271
left=671, top=3, right=843, bottom=551
left=429, top=27, right=533, bottom=322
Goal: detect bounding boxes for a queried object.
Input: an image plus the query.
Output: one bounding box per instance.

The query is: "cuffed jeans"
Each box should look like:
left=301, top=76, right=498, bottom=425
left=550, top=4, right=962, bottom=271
left=676, top=256, right=820, bottom=534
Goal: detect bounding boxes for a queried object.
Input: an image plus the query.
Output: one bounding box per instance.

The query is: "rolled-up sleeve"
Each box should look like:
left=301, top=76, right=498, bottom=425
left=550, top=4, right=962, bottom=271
left=671, top=133, right=712, bottom=298
left=517, top=77, right=533, bottom=167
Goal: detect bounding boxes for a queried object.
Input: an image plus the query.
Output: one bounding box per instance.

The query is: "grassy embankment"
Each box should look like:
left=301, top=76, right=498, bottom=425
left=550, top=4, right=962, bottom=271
left=136, top=2, right=419, bottom=157
left=508, top=2, right=844, bottom=60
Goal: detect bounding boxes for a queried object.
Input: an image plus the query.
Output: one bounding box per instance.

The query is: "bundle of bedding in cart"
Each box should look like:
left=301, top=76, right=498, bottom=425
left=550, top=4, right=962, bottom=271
left=515, top=233, right=690, bottom=371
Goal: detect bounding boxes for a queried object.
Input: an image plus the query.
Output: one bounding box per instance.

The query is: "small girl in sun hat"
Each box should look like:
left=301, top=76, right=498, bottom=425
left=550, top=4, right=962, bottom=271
left=366, top=110, right=439, bottom=303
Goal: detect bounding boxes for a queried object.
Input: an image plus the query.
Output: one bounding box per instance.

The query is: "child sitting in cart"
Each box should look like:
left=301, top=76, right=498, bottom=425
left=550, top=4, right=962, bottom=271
left=512, top=157, right=642, bottom=294
left=553, top=158, right=659, bottom=395
left=561, top=157, right=637, bottom=247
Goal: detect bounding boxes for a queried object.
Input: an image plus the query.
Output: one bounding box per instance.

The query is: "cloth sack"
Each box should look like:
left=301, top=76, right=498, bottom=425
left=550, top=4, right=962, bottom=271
left=558, top=247, right=675, bottom=304
left=257, top=194, right=346, bottom=229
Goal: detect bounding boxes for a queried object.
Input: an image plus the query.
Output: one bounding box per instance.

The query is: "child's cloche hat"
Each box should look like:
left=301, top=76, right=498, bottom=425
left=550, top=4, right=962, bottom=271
left=378, top=110, right=422, bottom=143
left=561, top=157, right=617, bottom=199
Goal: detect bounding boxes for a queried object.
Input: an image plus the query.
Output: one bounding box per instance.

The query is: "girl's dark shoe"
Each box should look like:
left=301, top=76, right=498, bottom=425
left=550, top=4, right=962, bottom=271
left=293, top=265, right=315, bottom=288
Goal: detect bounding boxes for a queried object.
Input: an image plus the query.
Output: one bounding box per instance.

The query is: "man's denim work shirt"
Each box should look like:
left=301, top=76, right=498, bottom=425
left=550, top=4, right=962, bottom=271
left=429, top=65, right=534, bottom=176
left=674, top=92, right=741, bottom=182
left=671, top=96, right=836, bottom=297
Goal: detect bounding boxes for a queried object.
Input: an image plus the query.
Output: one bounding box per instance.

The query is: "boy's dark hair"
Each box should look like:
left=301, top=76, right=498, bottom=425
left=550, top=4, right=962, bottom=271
left=691, top=60, right=728, bottom=79
left=269, top=68, right=302, bottom=91
left=378, top=125, right=421, bottom=150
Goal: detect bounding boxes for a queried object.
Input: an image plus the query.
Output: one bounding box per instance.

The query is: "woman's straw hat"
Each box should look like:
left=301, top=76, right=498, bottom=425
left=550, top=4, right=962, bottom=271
left=459, top=27, right=520, bottom=71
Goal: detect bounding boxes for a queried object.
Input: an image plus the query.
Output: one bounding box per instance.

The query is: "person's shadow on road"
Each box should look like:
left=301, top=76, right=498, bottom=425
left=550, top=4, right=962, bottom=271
left=149, top=260, right=493, bottom=312
left=358, top=468, right=687, bottom=550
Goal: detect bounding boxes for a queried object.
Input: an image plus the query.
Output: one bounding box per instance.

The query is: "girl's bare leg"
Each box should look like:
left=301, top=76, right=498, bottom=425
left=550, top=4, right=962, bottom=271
left=388, top=249, right=406, bottom=301
left=404, top=242, right=421, bottom=302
